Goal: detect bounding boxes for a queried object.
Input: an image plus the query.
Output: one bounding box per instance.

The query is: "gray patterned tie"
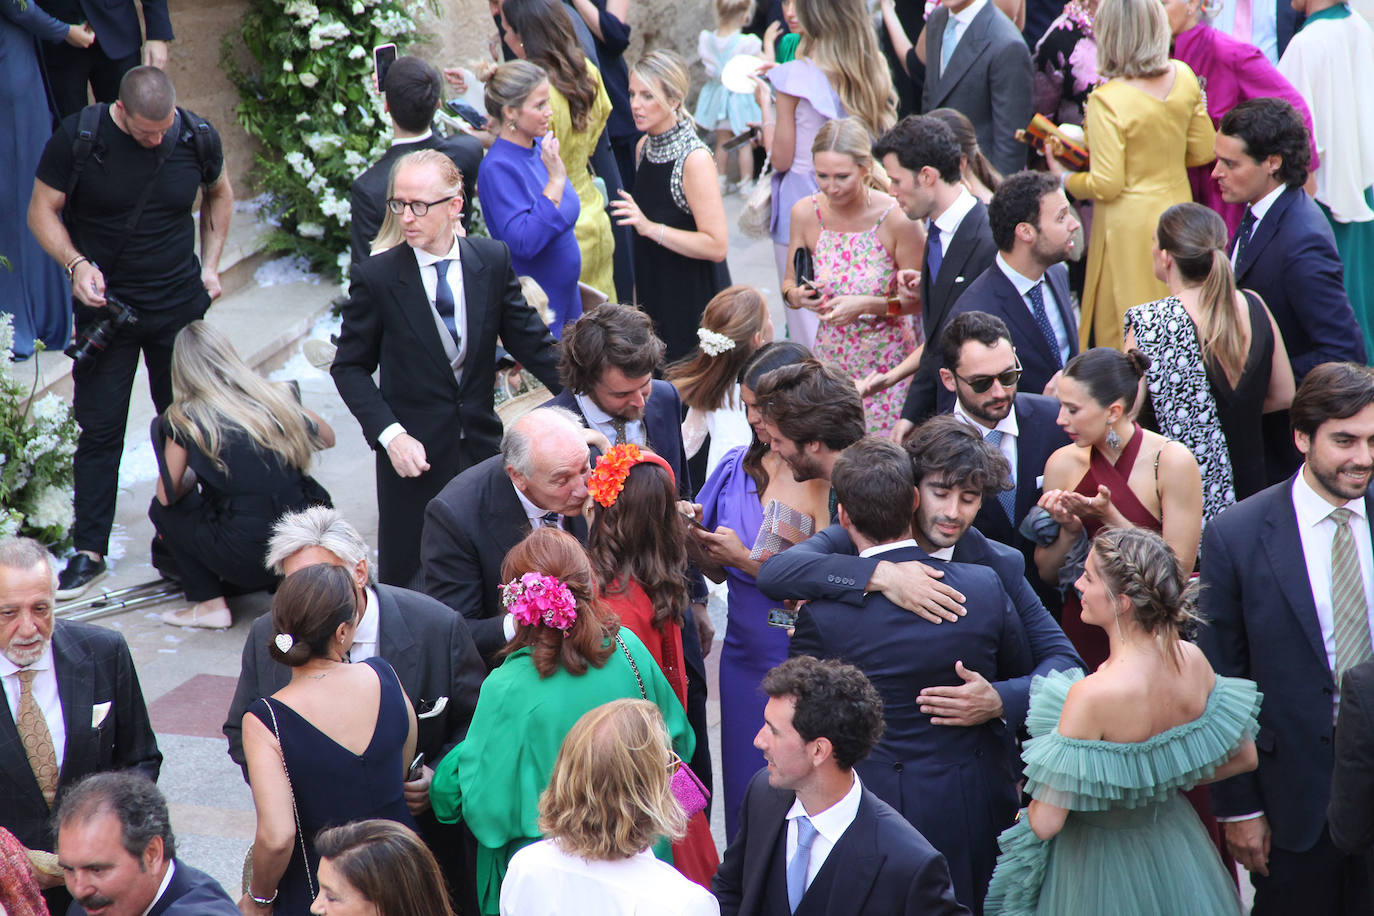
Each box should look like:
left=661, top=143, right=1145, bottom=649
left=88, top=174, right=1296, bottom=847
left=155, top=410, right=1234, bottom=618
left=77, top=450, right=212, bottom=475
left=1328, top=507, right=1374, bottom=682
left=985, top=429, right=1016, bottom=522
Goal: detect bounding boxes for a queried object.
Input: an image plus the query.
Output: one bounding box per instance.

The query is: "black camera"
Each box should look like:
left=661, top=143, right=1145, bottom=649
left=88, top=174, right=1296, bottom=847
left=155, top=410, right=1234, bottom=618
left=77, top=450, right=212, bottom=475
left=66, top=295, right=139, bottom=368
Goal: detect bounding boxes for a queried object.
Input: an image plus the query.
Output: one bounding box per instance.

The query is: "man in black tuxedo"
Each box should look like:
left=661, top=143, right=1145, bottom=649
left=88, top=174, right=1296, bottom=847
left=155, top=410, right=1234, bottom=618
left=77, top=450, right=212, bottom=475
left=940, top=310, right=1069, bottom=617
left=1213, top=99, right=1365, bottom=485
left=222, top=506, right=484, bottom=913
left=1199, top=363, right=1374, bottom=915
left=713, top=656, right=968, bottom=916
left=756, top=417, right=1081, bottom=731
left=37, top=0, right=173, bottom=117
left=349, top=56, right=482, bottom=269
left=331, top=149, right=561, bottom=586
left=421, top=407, right=592, bottom=664
left=1330, top=658, right=1374, bottom=874
left=940, top=171, right=1078, bottom=416
left=0, top=538, right=161, bottom=912
left=874, top=116, right=998, bottom=437
left=789, top=438, right=1030, bottom=912
left=58, top=773, right=239, bottom=915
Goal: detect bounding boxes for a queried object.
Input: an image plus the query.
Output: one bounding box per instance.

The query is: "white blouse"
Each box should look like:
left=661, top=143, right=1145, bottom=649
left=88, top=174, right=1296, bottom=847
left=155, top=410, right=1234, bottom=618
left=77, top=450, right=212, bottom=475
left=500, top=839, right=720, bottom=916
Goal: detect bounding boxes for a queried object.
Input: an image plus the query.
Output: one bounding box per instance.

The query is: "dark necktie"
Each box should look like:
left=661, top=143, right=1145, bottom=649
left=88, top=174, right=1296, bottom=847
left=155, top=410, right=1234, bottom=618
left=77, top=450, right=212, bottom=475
left=985, top=429, right=1017, bottom=522
left=433, top=260, right=461, bottom=349
left=539, top=511, right=561, bottom=529
left=926, top=222, right=944, bottom=285
left=611, top=417, right=629, bottom=446
left=1234, top=208, right=1257, bottom=267
left=1027, top=281, right=1063, bottom=370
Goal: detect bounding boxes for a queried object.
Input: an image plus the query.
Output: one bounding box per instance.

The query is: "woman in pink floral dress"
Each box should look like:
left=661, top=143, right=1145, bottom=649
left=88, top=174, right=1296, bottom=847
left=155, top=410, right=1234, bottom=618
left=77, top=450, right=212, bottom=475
left=780, top=118, right=925, bottom=435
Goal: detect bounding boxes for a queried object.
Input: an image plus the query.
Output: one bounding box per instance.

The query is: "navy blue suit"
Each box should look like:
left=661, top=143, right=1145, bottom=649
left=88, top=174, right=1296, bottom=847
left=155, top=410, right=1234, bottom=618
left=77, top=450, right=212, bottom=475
left=901, top=201, right=999, bottom=424
left=757, top=524, right=1081, bottom=728
left=789, top=544, right=1030, bottom=913
left=712, top=770, right=969, bottom=916
left=36, top=0, right=173, bottom=117
left=67, top=860, right=237, bottom=915
left=939, top=262, right=1077, bottom=417
left=1198, top=478, right=1373, bottom=913
left=952, top=393, right=1071, bottom=618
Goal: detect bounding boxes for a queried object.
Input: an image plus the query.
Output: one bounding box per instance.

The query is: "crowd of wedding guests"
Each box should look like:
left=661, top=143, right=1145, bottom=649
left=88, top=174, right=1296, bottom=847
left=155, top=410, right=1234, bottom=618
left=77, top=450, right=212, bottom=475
left=5, top=0, right=1374, bottom=912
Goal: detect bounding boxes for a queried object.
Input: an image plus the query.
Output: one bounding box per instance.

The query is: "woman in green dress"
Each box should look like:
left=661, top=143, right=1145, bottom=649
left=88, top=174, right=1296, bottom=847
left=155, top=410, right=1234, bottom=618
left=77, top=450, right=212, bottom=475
left=428, top=527, right=693, bottom=916
left=986, top=528, right=1261, bottom=915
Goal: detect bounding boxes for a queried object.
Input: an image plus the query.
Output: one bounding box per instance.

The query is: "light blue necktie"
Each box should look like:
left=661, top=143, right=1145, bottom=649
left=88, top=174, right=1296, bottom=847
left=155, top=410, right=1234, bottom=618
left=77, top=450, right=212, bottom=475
left=985, top=429, right=1017, bottom=522
left=433, top=259, right=461, bottom=349
left=940, top=15, right=961, bottom=75
left=786, top=815, right=819, bottom=913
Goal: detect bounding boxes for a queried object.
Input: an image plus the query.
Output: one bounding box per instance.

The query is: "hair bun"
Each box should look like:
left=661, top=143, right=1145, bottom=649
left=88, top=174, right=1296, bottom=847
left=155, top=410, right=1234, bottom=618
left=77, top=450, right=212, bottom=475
left=475, top=59, right=498, bottom=83
left=1125, top=347, right=1152, bottom=378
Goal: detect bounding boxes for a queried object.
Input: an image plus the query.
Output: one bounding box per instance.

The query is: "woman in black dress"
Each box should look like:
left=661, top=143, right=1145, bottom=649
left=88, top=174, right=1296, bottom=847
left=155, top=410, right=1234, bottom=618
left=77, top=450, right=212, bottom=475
left=610, top=50, right=731, bottom=364
left=152, top=321, right=333, bottom=629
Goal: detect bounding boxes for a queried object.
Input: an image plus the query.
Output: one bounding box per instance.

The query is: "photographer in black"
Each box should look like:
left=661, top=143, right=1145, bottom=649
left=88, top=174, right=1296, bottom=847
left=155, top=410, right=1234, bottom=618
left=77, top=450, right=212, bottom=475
left=27, top=65, right=233, bottom=597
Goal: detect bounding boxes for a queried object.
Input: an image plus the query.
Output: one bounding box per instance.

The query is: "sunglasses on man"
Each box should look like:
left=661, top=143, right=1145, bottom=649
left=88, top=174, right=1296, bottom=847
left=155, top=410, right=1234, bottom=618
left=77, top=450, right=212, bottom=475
left=952, top=359, right=1023, bottom=394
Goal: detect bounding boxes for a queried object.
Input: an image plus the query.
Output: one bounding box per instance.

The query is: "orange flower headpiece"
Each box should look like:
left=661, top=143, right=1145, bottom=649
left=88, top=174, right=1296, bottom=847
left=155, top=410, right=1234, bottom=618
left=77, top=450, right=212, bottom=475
left=587, top=443, right=676, bottom=508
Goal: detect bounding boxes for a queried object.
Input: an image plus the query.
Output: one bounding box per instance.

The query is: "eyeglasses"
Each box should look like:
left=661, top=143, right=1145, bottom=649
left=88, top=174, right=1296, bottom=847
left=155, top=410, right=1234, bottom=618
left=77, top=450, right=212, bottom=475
left=666, top=749, right=682, bottom=775
left=952, top=361, right=1023, bottom=394
left=386, top=195, right=456, bottom=216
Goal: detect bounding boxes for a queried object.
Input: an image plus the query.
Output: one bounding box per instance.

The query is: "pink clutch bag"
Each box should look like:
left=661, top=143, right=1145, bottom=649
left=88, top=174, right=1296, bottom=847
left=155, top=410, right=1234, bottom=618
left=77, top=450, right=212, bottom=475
left=749, top=499, right=816, bottom=563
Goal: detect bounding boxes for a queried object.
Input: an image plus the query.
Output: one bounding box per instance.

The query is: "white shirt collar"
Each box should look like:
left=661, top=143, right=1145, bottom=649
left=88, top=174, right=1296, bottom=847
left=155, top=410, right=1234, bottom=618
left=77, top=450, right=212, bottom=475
left=994, top=252, right=1046, bottom=294
left=927, top=545, right=956, bottom=561
left=1292, top=467, right=1368, bottom=530
left=391, top=129, right=433, bottom=146
left=512, top=477, right=557, bottom=525
left=140, top=860, right=176, bottom=916
left=950, top=0, right=987, bottom=26
left=953, top=393, right=1020, bottom=440
left=786, top=770, right=864, bottom=838
left=1248, top=184, right=1286, bottom=226
left=353, top=587, right=380, bottom=647
left=931, top=185, right=978, bottom=238
left=859, top=538, right=920, bottom=559
left=0, top=640, right=53, bottom=678
left=412, top=234, right=462, bottom=266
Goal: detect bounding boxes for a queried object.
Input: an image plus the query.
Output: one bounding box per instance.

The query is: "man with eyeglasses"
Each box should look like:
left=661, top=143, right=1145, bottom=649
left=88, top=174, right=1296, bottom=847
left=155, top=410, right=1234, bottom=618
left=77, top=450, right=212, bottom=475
left=332, top=148, right=561, bottom=587
left=937, top=170, right=1080, bottom=417
left=939, top=310, right=1069, bottom=617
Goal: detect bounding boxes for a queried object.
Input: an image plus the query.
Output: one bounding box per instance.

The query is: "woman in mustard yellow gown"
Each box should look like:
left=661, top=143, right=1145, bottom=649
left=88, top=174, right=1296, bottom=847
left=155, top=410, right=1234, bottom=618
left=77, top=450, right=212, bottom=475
left=503, top=0, right=617, bottom=299
left=1044, top=0, right=1214, bottom=351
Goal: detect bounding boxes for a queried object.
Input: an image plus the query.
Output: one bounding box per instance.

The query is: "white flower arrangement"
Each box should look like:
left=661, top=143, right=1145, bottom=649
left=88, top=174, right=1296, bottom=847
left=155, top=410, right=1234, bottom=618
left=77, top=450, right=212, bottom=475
left=0, top=314, right=80, bottom=549
left=697, top=327, right=737, bottom=357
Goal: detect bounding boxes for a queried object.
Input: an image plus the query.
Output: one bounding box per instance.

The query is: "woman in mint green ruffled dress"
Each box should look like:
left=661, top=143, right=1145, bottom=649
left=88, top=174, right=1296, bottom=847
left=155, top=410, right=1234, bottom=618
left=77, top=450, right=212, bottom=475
left=986, top=528, right=1261, bottom=916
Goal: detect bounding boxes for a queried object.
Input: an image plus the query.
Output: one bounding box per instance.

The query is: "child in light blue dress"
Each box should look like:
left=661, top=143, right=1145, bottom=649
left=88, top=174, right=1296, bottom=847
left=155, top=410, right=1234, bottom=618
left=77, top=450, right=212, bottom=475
left=694, top=0, right=763, bottom=190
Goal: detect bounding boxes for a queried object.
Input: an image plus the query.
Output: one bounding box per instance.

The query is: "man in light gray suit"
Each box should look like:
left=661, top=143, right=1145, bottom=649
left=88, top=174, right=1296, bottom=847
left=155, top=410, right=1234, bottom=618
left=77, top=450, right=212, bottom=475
left=921, top=0, right=1032, bottom=176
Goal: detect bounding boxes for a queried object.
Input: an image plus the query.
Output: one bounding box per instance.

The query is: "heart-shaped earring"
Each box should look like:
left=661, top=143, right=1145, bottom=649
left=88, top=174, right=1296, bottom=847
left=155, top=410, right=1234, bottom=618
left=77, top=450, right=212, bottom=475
left=274, top=633, right=294, bottom=654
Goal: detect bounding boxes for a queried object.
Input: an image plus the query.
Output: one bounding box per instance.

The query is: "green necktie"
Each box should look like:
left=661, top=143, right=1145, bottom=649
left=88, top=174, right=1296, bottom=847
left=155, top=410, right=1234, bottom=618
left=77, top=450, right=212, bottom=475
left=1328, top=507, right=1374, bottom=682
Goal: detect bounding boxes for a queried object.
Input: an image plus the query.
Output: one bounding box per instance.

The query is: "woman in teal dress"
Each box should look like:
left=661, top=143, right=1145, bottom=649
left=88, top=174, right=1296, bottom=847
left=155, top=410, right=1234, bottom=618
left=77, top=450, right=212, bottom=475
left=428, top=527, right=693, bottom=916
left=986, top=528, right=1261, bottom=916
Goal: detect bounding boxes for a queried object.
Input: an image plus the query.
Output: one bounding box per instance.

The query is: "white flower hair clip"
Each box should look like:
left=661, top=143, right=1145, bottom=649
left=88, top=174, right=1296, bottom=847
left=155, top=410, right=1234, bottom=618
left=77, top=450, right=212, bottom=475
left=697, top=328, right=736, bottom=357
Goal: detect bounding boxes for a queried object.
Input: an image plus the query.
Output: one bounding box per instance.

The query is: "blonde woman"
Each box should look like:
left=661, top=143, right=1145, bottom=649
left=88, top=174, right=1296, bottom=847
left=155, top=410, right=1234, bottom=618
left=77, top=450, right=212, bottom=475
left=754, top=0, right=897, bottom=348
left=609, top=50, right=731, bottom=364
left=782, top=118, right=924, bottom=436
left=152, top=321, right=334, bottom=629
left=1043, top=0, right=1215, bottom=350
left=499, top=699, right=719, bottom=915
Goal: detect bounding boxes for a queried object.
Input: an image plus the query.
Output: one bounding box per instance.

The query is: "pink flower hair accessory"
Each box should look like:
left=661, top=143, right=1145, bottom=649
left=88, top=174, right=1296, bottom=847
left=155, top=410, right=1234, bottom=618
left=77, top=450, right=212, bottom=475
left=500, top=571, right=579, bottom=633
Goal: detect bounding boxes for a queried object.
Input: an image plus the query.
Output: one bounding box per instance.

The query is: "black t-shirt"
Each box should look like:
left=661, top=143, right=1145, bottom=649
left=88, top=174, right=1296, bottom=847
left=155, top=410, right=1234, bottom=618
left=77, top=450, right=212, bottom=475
left=35, top=106, right=224, bottom=310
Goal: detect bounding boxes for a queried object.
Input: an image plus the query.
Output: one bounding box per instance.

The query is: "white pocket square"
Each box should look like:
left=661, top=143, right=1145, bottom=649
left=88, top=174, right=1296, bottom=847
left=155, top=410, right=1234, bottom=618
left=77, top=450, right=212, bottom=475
left=418, top=696, right=448, bottom=720
left=92, top=702, right=111, bottom=729
left=1036, top=475, right=1045, bottom=489
left=955, top=276, right=966, bottom=283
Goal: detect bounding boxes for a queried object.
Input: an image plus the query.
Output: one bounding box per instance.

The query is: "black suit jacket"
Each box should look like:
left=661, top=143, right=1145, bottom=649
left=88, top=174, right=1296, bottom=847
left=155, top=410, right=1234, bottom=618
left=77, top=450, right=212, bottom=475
left=67, top=860, right=238, bottom=915
left=940, top=262, right=1077, bottom=416
left=902, top=201, right=998, bottom=424
left=421, top=454, right=589, bottom=663
left=1331, top=659, right=1374, bottom=867
left=331, top=237, right=562, bottom=585
left=1, top=621, right=161, bottom=852
left=1198, top=477, right=1370, bottom=852
left=789, top=545, right=1029, bottom=909
left=756, top=524, right=1081, bottom=727
left=712, top=770, right=969, bottom=916
left=956, top=393, right=1071, bottom=617
left=1230, top=185, right=1364, bottom=380
left=222, top=584, right=483, bottom=775
left=349, top=133, right=483, bottom=269
left=37, top=0, right=173, bottom=61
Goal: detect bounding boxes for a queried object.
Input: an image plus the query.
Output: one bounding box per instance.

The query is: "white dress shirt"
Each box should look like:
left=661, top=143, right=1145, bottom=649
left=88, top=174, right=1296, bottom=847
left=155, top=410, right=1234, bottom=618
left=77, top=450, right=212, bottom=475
left=930, top=186, right=979, bottom=251
left=501, top=840, right=719, bottom=915
left=378, top=234, right=469, bottom=449
left=0, top=642, right=66, bottom=767
left=785, top=770, right=865, bottom=894
left=954, top=397, right=1019, bottom=481
left=575, top=392, right=646, bottom=447
left=140, top=861, right=176, bottom=916
left=391, top=129, right=433, bottom=147
left=859, top=538, right=921, bottom=559
left=350, top=587, right=381, bottom=663
left=1229, top=184, right=1285, bottom=269
left=995, top=253, right=1072, bottom=366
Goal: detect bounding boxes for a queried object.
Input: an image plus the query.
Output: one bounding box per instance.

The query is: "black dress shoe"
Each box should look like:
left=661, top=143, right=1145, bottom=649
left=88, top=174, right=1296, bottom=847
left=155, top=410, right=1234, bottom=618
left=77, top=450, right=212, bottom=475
left=57, top=554, right=107, bottom=600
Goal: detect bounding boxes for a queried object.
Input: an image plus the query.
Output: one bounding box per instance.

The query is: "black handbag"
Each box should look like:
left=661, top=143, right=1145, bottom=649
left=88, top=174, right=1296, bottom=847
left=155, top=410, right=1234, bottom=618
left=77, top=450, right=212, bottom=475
left=792, top=246, right=815, bottom=288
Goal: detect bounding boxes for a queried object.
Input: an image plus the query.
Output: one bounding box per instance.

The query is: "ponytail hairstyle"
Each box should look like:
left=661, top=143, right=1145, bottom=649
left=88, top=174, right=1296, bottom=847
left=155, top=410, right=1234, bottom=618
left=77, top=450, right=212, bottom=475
left=1062, top=347, right=1152, bottom=413
left=502, top=0, right=597, bottom=132
left=1090, top=527, right=1199, bottom=667
left=1155, top=203, right=1247, bottom=384
left=813, top=117, right=889, bottom=191
left=927, top=107, right=1002, bottom=194
left=666, top=285, right=769, bottom=412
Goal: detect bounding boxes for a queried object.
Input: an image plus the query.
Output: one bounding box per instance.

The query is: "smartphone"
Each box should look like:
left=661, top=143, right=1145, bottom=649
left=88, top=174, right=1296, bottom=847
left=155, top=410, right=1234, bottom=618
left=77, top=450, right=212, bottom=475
left=446, top=99, right=488, bottom=130
left=722, top=127, right=758, bottom=151
left=374, top=43, right=398, bottom=91
left=682, top=513, right=711, bottom=533
left=406, top=751, right=426, bottom=781
left=766, top=607, right=798, bottom=629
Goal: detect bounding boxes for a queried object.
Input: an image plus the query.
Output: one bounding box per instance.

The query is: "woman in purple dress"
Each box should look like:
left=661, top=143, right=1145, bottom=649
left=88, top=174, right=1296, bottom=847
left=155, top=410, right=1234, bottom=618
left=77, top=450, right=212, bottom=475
left=692, top=341, right=831, bottom=841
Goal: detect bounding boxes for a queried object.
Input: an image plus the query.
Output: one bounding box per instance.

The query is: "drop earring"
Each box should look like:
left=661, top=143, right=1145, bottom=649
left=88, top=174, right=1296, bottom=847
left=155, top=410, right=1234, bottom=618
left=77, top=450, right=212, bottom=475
left=1105, top=425, right=1123, bottom=451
